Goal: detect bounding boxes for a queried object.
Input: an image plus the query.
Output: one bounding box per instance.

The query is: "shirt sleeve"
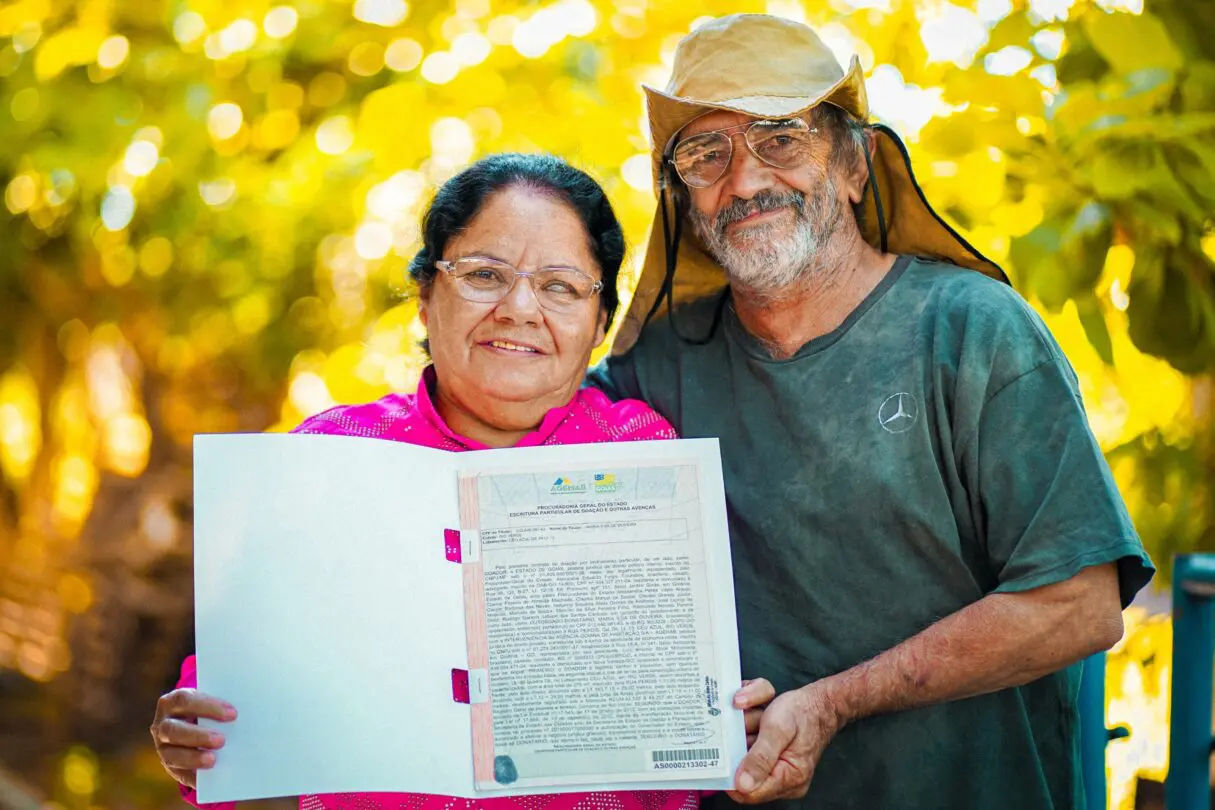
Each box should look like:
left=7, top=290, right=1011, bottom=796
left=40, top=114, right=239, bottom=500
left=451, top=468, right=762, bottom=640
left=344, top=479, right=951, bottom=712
left=173, top=656, right=239, bottom=810
left=962, top=358, right=1155, bottom=607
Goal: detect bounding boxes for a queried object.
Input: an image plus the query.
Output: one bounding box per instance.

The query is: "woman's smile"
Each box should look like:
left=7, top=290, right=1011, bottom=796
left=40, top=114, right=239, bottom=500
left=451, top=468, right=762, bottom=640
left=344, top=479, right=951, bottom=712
left=478, top=338, right=546, bottom=355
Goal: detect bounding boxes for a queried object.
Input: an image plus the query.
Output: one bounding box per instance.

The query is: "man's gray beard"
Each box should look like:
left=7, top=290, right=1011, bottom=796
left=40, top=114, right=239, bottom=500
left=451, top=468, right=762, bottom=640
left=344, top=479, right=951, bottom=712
left=690, top=181, right=842, bottom=295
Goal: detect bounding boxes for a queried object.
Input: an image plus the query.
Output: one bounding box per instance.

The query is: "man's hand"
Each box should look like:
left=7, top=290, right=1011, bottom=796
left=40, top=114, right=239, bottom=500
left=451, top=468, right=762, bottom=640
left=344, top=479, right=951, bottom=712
left=728, top=683, right=844, bottom=804
left=725, top=564, right=1123, bottom=804
left=735, top=678, right=777, bottom=747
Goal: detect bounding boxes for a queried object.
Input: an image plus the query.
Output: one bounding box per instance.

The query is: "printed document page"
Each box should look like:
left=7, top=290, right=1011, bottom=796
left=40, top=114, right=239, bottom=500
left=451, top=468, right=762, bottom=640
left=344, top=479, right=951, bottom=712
left=457, top=441, right=739, bottom=790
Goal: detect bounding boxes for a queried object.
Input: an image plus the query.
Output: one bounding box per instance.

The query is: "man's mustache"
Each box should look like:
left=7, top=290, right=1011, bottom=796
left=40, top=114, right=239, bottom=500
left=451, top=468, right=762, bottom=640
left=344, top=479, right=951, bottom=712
left=715, top=190, right=807, bottom=233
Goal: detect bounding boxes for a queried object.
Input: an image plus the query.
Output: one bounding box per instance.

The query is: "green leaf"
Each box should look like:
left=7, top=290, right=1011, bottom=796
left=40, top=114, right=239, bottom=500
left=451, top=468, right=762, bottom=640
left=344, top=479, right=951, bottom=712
left=1167, top=143, right=1215, bottom=205
left=986, top=12, right=1036, bottom=52
left=1181, top=62, right=1215, bottom=112
left=1056, top=45, right=1110, bottom=86
left=1084, top=11, right=1184, bottom=76
left=1086, top=141, right=1160, bottom=198
left=1083, top=139, right=1207, bottom=219
left=1075, top=294, right=1115, bottom=365
left=942, top=71, right=1044, bottom=114
left=1010, top=202, right=1111, bottom=309
left=1061, top=200, right=1113, bottom=291
left=1125, top=246, right=1215, bottom=372
left=1051, top=83, right=1111, bottom=141
left=1124, top=200, right=1183, bottom=245
left=919, top=114, right=977, bottom=156
left=1010, top=221, right=1068, bottom=310
left=1125, top=68, right=1174, bottom=99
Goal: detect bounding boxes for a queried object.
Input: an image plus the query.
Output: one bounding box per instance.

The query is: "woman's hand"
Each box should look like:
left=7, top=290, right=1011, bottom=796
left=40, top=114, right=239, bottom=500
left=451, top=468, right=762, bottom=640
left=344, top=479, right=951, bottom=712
left=734, top=678, right=777, bottom=748
left=150, top=688, right=237, bottom=788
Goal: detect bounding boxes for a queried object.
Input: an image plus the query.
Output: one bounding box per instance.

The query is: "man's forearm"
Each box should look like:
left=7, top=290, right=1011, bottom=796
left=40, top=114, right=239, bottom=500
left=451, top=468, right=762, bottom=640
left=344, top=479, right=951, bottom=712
left=817, top=563, right=1124, bottom=726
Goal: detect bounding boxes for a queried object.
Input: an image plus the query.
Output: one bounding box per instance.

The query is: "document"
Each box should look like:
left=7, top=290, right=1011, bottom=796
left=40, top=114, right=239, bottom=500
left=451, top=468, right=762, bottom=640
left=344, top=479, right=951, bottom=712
left=192, top=434, right=743, bottom=803
left=461, top=463, right=728, bottom=789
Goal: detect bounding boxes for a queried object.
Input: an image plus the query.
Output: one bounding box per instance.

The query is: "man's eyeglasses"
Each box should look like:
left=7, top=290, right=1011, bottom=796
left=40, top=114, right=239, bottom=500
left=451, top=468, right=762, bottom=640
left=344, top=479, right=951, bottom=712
left=670, top=117, right=821, bottom=189
left=435, top=257, right=603, bottom=314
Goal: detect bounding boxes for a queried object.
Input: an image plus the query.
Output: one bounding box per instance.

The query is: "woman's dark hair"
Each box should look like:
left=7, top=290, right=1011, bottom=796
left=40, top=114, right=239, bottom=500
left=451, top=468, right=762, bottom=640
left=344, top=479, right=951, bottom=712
left=409, top=153, right=624, bottom=326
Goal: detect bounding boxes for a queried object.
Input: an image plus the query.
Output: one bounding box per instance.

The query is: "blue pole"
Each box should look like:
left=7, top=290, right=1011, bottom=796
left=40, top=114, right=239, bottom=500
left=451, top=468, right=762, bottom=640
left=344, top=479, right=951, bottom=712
left=1079, top=652, right=1108, bottom=810
left=1166, top=553, right=1215, bottom=810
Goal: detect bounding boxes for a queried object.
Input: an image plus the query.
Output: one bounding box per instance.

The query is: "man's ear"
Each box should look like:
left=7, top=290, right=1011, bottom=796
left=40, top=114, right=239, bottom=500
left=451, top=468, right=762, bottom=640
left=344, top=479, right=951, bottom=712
left=418, top=285, right=430, bottom=328
left=846, top=130, right=876, bottom=206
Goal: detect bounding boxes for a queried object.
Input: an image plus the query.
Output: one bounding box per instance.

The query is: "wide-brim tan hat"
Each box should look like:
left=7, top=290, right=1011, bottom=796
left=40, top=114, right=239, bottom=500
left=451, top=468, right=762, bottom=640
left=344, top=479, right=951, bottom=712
left=612, top=13, right=1007, bottom=354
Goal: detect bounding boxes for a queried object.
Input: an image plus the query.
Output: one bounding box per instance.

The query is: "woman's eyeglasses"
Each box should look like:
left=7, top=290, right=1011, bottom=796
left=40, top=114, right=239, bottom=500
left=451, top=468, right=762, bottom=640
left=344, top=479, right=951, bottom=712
left=670, top=117, right=821, bottom=189
left=435, top=257, right=603, bottom=314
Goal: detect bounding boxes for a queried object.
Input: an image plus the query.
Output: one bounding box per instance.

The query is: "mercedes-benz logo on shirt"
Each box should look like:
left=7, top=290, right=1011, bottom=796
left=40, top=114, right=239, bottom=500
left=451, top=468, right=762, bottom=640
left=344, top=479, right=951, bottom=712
left=878, top=392, right=918, bottom=434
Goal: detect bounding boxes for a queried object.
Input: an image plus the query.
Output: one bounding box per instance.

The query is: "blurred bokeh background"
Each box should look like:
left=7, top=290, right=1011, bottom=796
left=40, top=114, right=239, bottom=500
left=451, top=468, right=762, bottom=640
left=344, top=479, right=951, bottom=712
left=0, top=0, right=1212, bottom=806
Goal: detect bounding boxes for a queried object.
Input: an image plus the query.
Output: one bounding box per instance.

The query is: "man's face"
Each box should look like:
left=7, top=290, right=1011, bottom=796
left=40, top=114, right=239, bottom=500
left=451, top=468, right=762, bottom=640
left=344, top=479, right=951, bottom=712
left=677, top=109, right=859, bottom=292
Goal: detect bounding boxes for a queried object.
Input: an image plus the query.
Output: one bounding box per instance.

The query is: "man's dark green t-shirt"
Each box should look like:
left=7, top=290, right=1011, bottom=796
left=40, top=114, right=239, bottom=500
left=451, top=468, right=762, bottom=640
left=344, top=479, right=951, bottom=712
left=593, top=256, right=1154, bottom=810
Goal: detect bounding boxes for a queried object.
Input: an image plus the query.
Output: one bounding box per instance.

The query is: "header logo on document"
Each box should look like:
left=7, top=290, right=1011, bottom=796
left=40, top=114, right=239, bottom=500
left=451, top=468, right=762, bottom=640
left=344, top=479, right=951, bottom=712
left=550, top=476, right=587, bottom=495
left=593, top=473, right=620, bottom=493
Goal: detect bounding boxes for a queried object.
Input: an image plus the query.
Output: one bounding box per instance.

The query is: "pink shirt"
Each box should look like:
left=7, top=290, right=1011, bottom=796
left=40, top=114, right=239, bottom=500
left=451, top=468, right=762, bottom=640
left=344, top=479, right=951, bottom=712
left=179, top=368, right=693, bottom=810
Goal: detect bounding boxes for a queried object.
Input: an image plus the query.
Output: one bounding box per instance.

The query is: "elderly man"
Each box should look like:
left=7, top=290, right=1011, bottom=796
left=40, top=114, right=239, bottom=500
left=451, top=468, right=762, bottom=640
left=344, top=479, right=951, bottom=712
left=592, top=14, right=1154, bottom=810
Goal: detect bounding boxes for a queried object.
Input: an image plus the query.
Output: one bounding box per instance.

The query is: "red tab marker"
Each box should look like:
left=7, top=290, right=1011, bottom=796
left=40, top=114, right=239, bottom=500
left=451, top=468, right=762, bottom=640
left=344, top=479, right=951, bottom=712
left=445, top=529, right=461, bottom=563
left=452, top=668, right=470, bottom=704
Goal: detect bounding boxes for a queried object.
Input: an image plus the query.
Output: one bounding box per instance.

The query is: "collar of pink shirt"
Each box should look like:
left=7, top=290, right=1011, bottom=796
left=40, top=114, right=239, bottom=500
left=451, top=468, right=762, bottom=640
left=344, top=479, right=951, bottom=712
left=293, top=366, right=677, bottom=449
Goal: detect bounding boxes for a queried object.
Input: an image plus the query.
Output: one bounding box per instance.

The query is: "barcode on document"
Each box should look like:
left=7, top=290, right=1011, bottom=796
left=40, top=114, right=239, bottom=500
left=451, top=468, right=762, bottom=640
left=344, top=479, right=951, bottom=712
left=651, top=748, right=720, bottom=763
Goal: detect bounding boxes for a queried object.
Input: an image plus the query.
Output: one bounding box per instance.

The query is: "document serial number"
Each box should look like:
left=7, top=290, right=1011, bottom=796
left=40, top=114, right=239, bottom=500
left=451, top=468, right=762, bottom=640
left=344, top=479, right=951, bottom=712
left=651, top=760, right=718, bottom=770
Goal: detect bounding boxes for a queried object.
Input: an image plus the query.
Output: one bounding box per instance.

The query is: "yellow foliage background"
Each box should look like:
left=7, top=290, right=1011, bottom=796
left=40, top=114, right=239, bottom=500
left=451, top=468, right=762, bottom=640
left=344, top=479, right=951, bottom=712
left=1, top=0, right=1213, bottom=805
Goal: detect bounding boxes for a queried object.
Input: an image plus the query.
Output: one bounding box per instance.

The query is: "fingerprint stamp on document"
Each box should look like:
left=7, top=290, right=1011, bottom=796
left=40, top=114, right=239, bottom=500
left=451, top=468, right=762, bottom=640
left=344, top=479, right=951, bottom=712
left=494, top=754, right=518, bottom=784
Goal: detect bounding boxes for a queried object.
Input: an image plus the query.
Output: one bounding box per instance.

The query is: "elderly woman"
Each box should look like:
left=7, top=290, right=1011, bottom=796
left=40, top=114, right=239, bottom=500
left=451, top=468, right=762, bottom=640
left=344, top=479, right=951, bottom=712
left=150, top=153, right=771, bottom=810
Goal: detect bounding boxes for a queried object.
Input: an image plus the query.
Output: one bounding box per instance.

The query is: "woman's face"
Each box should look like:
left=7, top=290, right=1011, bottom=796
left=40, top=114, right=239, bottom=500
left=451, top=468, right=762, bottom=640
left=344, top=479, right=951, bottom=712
left=419, top=185, right=609, bottom=424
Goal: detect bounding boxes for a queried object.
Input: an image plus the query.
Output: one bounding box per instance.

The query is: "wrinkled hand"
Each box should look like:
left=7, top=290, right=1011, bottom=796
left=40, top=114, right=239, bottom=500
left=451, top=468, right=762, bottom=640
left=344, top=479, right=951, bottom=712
left=728, top=683, right=844, bottom=804
left=151, top=688, right=237, bottom=789
left=734, top=678, right=777, bottom=748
